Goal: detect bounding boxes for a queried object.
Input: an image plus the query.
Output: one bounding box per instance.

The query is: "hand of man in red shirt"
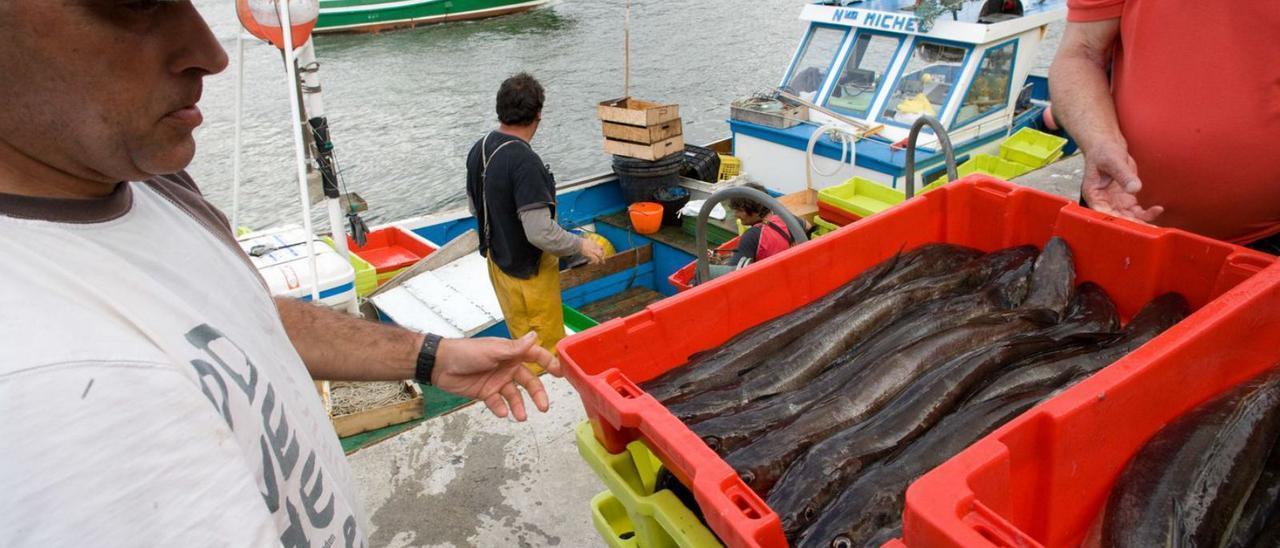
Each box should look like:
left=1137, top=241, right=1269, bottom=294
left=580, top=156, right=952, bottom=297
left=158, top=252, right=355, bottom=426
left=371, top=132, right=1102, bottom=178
left=1080, top=140, right=1164, bottom=223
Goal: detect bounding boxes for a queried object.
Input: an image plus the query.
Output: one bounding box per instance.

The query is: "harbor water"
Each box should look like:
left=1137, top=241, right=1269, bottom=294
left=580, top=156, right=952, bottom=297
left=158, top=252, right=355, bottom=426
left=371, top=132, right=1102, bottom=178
left=191, top=0, right=1062, bottom=230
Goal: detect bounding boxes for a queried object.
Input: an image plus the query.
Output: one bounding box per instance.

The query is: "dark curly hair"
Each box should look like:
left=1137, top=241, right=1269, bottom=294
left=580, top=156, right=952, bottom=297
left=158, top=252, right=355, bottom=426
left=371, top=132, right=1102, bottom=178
left=496, top=72, right=545, bottom=126
left=728, top=182, right=772, bottom=218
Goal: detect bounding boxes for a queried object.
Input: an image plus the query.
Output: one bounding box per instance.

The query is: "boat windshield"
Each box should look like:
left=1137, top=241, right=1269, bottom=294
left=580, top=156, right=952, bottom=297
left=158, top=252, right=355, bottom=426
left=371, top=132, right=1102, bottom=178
left=879, top=40, right=968, bottom=126
left=826, top=32, right=902, bottom=119
left=955, top=40, right=1017, bottom=127
left=781, top=25, right=847, bottom=102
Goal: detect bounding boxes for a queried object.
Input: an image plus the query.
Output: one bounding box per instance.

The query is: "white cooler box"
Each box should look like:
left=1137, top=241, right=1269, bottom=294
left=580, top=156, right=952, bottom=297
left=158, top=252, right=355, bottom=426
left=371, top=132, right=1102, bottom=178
left=238, top=226, right=356, bottom=309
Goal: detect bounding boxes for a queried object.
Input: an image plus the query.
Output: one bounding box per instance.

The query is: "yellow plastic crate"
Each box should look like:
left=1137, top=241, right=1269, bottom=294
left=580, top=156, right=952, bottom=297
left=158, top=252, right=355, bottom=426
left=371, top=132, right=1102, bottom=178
left=940, top=153, right=1032, bottom=184
left=717, top=154, right=741, bottom=181
left=322, top=236, right=377, bottom=297
left=576, top=423, right=721, bottom=548
left=818, top=177, right=905, bottom=218
left=999, top=127, right=1068, bottom=169
left=811, top=215, right=840, bottom=237
left=592, top=492, right=640, bottom=548
left=375, top=267, right=408, bottom=287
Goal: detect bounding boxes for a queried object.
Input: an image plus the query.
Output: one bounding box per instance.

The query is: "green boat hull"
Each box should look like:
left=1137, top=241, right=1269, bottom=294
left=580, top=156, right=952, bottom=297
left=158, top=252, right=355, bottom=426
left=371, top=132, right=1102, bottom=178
left=316, top=0, right=547, bottom=33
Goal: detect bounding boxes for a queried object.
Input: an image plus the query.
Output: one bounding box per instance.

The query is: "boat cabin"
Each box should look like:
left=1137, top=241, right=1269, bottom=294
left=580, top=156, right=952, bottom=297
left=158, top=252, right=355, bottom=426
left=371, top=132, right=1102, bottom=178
left=731, top=0, right=1064, bottom=194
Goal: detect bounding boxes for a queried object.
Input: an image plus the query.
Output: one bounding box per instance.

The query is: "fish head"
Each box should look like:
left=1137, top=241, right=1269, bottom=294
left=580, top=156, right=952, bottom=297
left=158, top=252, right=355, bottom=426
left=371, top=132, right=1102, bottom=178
left=1022, top=236, right=1077, bottom=314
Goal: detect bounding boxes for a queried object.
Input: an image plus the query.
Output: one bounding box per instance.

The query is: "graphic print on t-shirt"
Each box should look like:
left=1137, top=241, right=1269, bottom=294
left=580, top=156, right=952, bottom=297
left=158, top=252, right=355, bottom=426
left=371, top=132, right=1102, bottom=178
left=185, top=323, right=364, bottom=548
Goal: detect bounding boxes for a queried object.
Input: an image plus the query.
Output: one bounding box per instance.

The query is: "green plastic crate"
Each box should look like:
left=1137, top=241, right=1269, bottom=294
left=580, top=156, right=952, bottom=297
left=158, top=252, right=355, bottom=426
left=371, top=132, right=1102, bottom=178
left=817, top=176, right=906, bottom=218
left=999, top=127, right=1068, bottom=169
left=322, top=236, right=377, bottom=297
left=576, top=423, right=721, bottom=548
left=564, top=305, right=599, bottom=334
left=681, top=215, right=736, bottom=247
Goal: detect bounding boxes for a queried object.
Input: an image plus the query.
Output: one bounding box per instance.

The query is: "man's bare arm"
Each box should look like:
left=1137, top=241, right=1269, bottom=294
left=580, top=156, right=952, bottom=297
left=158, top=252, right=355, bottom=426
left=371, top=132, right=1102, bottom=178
left=275, top=296, right=421, bottom=381
left=275, top=297, right=561, bottom=421
left=1049, top=19, right=1163, bottom=222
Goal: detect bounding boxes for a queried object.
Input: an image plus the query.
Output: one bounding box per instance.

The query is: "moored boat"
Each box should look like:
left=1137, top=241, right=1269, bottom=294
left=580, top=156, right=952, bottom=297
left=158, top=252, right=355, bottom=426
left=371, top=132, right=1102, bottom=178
left=316, top=0, right=548, bottom=34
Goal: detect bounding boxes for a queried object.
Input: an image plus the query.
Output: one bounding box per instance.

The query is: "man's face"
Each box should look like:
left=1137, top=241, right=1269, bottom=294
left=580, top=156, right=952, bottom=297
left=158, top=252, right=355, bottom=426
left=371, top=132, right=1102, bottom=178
left=0, top=1, right=228, bottom=183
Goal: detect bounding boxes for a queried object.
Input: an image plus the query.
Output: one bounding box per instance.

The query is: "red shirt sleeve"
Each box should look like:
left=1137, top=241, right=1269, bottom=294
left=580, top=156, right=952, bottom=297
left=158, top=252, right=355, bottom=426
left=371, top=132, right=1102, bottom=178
left=1067, top=0, right=1124, bottom=22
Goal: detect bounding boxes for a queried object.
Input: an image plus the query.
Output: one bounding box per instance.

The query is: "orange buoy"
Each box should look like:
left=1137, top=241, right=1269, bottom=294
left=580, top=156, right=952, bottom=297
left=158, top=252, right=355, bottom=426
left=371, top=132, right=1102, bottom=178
left=236, top=0, right=319, bottom=50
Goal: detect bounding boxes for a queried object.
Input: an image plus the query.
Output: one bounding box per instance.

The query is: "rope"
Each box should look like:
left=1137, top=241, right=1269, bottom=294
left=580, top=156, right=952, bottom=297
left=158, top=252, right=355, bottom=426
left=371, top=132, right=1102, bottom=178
left=329, top=381, right=414, bottom=416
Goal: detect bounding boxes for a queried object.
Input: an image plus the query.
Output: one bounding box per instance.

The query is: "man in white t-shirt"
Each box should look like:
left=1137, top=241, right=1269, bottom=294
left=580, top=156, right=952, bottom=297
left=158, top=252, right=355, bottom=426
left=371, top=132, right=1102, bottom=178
left=0, top=3, right=562, bottom=546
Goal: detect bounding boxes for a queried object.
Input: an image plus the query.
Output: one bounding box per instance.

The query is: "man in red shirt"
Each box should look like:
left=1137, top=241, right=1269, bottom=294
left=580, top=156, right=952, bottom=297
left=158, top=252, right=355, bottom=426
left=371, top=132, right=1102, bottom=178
left=1050, top=0, right=1280, bottom=252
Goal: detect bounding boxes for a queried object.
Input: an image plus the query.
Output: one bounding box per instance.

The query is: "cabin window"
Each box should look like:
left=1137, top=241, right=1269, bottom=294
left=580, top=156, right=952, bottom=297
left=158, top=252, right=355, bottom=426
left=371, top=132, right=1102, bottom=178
left=826, top=32, right=903, bottom=119
left=879, top=40, right=969, bottom=126
left=781, top=25, right=848, bottom=102
left=955, top=40, right=1017, bottom=128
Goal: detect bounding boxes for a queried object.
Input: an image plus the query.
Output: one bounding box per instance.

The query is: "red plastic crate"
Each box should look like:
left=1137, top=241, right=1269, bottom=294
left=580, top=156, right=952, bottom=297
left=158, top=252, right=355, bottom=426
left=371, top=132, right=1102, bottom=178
left=816, top=201, right=861, bottom=226
left=557, top=176, right=1278, bottom=548
left=346, top=226, right=436, bottom=274
left=900, top=261, right=1280, bottom=543
left=669, top=237, right=741, bottom=292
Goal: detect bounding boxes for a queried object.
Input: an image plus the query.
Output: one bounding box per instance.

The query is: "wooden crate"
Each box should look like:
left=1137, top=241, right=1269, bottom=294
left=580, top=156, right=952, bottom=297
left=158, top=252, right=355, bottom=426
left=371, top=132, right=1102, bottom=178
left=597, top=97, right=679, bottom=127
left=327, top=380, right=425, bottom=438
left=602, top=118, right=682, bottom=144
left=779, top=189, right=819, bottom=226
left=604, top=134, right=685, bottom=161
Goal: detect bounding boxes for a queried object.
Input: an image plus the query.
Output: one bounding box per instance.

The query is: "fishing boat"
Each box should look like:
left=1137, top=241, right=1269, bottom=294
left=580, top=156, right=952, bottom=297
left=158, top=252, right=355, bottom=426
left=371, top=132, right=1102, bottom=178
left=737, top=0, right=1066, bottom=195
left=315, top=0, right=548, bottom=33
left=235, top=0, right=1073, bottom=444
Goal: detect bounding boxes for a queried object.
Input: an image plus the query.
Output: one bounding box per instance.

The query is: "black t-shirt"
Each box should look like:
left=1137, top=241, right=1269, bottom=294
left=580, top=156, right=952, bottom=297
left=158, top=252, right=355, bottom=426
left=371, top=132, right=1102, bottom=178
left=466, top=131, right=557, bottom=279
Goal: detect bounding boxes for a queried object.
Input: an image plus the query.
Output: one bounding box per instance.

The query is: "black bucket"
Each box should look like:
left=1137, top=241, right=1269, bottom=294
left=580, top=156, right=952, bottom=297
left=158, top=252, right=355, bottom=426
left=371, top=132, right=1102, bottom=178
left=653, top=186, right=690, bottom=226
left=613, top=153, right=684, bottom=204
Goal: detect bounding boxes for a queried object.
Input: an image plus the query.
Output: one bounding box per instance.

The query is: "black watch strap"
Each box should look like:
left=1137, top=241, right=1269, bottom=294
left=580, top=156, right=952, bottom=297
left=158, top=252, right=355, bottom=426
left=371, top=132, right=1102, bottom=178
left=415, top=333, right=443, bottom=385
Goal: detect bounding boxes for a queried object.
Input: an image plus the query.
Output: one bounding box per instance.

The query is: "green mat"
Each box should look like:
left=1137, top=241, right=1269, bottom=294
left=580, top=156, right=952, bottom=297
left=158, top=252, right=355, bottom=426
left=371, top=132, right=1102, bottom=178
left=339, top=304, right=600, bottom=454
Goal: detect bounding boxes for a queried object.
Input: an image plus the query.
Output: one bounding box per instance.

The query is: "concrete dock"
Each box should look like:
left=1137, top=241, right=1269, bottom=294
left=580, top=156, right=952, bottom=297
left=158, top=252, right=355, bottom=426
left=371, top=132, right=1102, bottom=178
left=346, top=153, right=1087, bottom=547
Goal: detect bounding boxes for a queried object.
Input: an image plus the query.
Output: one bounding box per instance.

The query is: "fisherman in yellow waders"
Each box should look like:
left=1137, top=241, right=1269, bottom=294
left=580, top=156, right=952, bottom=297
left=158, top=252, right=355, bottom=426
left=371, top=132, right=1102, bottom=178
left=466, top=73, right=606, bottom=372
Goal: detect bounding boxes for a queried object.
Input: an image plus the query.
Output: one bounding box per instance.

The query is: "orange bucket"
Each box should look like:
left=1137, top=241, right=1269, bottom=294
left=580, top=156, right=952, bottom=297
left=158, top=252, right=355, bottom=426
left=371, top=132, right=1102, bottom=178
left=628, top=202, right=664, bottom=235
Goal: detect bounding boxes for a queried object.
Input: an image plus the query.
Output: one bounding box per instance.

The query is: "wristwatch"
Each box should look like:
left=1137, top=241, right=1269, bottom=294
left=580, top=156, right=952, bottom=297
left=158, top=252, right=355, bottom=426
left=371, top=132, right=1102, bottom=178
left=415, top=333, right=443, bottom=385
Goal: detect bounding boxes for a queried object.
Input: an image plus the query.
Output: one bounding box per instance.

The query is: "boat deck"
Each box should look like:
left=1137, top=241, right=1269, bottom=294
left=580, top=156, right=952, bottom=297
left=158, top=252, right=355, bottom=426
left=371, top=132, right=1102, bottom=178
left=595, top=212, right=729, bottom=256
left=577, top=286, right=666, bottom=323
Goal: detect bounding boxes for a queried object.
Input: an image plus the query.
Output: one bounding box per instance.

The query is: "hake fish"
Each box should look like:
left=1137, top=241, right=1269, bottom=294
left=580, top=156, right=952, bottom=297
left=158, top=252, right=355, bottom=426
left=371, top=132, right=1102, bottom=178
left=970, top=292, right=1189, bottom=405
left=768, top=284, right=1116, bottom=536
left=793, top=390, right=1049, bottom=548
left=642, top=244, right=977, bottom=404
left=669, top=258, right=996, bottom=424
left=691, top=245, right=1037, bottom=454
left=728, top=307, right=1053, bottom=497
left=1102, top=367, right=1280, bottom=548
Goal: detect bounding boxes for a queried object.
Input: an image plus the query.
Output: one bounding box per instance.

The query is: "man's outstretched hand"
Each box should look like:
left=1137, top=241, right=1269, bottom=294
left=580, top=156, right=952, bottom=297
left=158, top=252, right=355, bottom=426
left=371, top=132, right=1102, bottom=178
left=433, top=332, right=563, bottom=421
left=1081, top=142, right=1164, bottom=223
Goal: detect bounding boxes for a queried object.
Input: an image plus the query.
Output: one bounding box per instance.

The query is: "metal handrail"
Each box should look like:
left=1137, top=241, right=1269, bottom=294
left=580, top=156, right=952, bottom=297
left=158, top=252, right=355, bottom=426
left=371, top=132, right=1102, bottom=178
left=903, top=115, right=958, bottom=199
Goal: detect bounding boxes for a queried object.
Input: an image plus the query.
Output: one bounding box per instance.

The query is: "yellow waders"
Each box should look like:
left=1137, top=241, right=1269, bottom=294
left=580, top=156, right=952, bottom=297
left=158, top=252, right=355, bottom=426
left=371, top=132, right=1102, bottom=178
left=487, top=252, right=565, bottom=374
